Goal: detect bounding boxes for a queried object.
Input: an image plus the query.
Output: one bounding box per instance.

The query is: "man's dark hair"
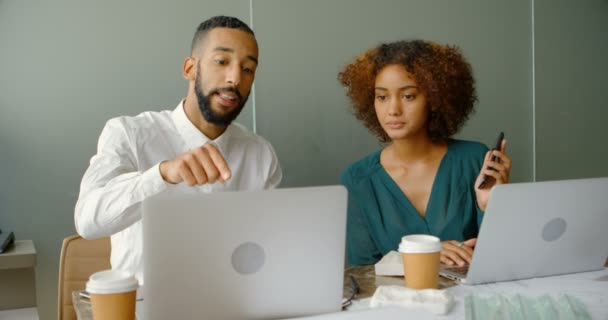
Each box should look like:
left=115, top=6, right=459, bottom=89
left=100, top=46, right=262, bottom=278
left=191, top=16, right=255, bottom=53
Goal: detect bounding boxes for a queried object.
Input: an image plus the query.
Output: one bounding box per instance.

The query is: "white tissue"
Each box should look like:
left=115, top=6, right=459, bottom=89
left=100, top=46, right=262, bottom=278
left=370, top=285, right=454, bottom=315
left=374, top=251, right=404, bottom=276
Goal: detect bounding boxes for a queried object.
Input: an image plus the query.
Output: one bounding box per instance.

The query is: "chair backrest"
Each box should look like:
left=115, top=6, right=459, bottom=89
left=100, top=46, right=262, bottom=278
left=57, top=235, right=110, bottom=320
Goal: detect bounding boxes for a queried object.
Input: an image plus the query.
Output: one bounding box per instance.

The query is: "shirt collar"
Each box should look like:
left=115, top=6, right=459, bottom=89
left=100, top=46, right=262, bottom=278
left=171, top=100, right=233, bottom=154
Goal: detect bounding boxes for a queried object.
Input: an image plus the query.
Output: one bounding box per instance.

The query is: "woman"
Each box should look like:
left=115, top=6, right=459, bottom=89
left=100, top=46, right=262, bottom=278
left=338, top=40, right=512, bottom=267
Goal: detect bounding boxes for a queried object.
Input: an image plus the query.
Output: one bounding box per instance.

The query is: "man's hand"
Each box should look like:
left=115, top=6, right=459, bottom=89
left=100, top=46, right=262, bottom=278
left=159, top=143, right=231, bottom=186
left=440, top=238, right=477, bottom=266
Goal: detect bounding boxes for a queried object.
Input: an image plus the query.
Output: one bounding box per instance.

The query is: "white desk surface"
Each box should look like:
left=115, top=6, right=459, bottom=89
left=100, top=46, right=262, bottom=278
left=294, top=268, right=608, bottom=320
left=128, top=268, right=608, bottom=319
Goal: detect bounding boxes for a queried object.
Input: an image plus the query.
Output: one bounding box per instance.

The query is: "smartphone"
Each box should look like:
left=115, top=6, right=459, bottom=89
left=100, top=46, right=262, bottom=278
left=478, top=132, right=504, bottom=189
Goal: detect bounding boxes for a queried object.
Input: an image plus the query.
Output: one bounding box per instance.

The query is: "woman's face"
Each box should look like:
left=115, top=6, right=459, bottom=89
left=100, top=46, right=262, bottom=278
left=374, top=64, right=429, bottom=141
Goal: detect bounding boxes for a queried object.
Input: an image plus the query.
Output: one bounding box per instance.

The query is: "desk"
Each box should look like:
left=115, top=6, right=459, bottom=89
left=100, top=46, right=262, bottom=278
left=73, top=264, right=608, bottom=320
left=71, top=265, right=440, bottom=320
left=0, top=240, right=37, bottom=311
left=344, top=265, right=457, bottom=298
left=314, top=266, right=608, bottom=320
left=0, top=307, right=39, bottom=320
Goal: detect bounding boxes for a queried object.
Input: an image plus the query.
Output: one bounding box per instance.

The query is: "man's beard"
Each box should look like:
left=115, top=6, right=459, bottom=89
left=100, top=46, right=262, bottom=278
left=194, top=67, right=248, bottom=127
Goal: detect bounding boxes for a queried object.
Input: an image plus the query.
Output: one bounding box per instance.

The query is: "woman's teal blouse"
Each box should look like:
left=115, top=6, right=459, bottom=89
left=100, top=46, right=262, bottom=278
left=340, top=139, right=488, bottom=266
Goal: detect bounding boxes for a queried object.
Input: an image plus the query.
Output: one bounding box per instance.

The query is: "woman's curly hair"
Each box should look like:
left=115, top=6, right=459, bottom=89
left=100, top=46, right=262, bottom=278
left=338, top=40, right=477, bottom=143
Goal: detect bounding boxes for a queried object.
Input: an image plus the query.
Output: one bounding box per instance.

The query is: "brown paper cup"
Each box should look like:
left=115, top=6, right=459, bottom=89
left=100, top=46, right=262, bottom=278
left=398, top=235, right=441, bottom=290
left=401, top=251, right=440, bottom=289
left=90, top=290, right=136, bottom=320
left=86, top=270, right=139, bottom=320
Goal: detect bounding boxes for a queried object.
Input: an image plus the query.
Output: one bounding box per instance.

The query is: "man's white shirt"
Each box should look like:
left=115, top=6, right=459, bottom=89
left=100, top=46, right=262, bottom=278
left=75, top=100, right=282, bottom=290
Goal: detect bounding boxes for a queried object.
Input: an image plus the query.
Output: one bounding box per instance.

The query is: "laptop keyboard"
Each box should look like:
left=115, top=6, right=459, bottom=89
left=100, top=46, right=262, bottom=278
left=446, top=265, right=469, bottom=276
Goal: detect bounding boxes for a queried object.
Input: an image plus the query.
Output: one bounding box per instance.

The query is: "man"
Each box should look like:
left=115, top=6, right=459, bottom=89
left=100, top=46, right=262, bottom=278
left=74, top=16, right=282, bottom=290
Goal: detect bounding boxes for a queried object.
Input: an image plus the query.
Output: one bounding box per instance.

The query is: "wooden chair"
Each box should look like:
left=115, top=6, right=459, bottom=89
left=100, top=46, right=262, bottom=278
left=57, top=235, right=111, bottom=320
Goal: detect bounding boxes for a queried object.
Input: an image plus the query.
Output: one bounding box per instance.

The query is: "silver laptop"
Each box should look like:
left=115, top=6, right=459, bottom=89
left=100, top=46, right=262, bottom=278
left=440, top=177, right=608, bottom=285
left=142, top=186, right=347, bottom=320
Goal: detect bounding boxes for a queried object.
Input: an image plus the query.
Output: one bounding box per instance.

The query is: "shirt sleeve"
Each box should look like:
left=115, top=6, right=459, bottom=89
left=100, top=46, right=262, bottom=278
left=74, top=118, right=168, bottom=239
left=263, top=142, right=283, bottom=189
left=341, top=170, right=383, bottom=266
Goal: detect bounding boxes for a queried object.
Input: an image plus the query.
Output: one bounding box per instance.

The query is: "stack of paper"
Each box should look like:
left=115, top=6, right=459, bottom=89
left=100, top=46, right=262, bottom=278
left=374, top=251, right=404, bottom=276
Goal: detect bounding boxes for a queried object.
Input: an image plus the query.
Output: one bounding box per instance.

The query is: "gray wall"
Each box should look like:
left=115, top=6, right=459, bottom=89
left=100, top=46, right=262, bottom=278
left=534, top=0, right=608, bottom=180
left=0, top=1, right=606, bottom=319
left=253, top=0, right=532, bottom=187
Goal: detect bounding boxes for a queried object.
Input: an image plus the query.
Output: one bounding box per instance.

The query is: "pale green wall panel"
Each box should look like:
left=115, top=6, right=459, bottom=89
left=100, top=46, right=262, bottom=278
left=252, top=0, right=533, bottom=187
left=534, top=0, right=608, bottom=180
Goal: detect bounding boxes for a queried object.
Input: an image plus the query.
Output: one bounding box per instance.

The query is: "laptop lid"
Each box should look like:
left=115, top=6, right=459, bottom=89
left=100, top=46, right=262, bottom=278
left=142, top=186, right=347, bottom=320
left=462, top=177, right=608, bottom=285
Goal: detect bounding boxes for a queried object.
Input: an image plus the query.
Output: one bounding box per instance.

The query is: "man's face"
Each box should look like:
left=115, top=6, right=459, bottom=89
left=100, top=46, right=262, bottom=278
left=194, top=28, right=258, bottom=127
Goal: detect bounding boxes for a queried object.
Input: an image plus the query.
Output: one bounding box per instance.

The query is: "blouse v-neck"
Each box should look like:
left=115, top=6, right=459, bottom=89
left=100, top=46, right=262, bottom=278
left=377, top=142, right=451, bottom=225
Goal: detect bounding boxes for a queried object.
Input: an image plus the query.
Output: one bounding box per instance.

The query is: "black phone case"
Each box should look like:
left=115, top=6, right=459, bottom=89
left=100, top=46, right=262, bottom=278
left=478, top=132, right=504, bottom=189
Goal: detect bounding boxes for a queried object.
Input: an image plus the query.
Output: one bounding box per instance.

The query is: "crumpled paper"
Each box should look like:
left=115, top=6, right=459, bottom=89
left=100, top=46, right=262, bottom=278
left=370, top=285, right=454, bottom=315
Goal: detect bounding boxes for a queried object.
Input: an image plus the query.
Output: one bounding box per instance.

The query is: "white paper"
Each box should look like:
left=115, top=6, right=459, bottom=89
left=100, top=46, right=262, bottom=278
left=374, top=251, right=403, bottom=276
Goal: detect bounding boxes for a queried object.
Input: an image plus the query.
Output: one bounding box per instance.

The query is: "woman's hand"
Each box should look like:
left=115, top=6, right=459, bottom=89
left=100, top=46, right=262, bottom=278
left=475, top=139, right=512, bottom=211
left=441, top=238, right=477, bottom=266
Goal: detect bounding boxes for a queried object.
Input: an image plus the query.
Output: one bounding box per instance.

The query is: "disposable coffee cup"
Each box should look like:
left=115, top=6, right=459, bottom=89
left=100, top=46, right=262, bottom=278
left=398, top=235, right=441, bottom=289
left=86, top=269, right=139, bottom=320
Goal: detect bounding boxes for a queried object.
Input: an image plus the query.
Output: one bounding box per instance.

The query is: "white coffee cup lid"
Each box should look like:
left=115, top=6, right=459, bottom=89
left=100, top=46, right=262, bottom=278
left=398, top=235, right=441, bottom=253
left=86, top=269, right=139, bottom=294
